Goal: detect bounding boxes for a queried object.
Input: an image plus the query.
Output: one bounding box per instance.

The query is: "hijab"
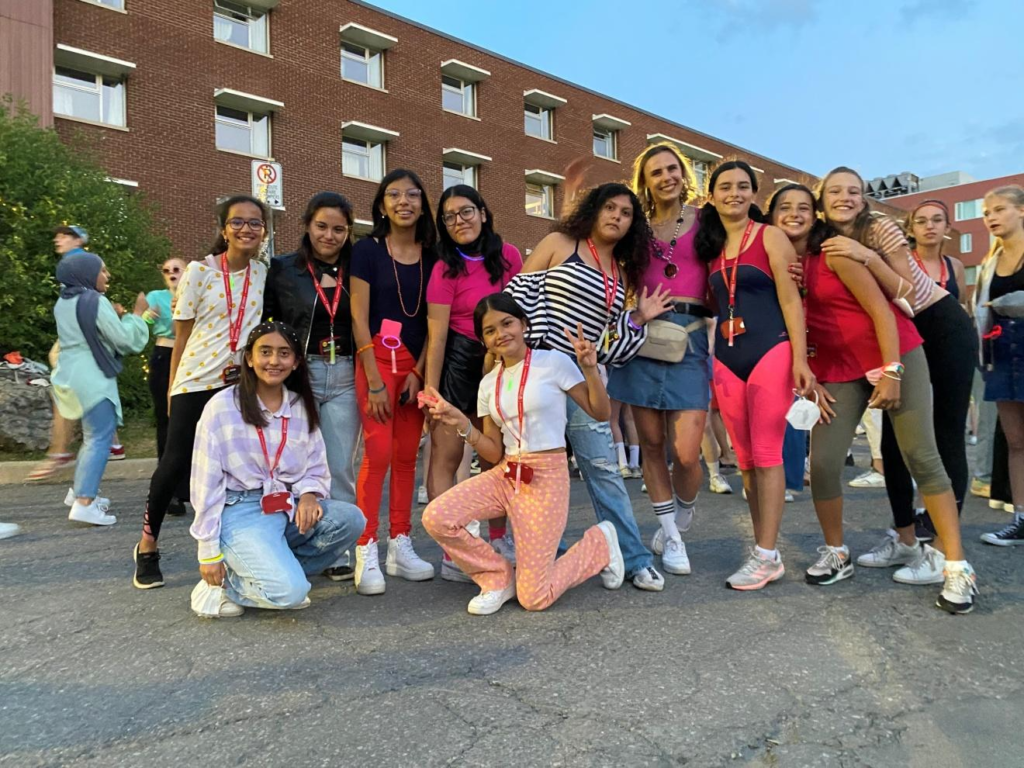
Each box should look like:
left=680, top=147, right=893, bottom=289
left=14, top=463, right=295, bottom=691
left=55, top=251, right=122, bottom=378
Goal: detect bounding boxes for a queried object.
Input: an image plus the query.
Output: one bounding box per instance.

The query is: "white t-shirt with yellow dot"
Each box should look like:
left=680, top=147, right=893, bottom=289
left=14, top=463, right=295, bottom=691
left=171, top=254, right=267, bottom=394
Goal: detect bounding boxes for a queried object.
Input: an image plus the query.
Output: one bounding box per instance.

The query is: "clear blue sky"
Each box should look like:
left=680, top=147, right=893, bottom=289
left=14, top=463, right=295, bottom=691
left=371, top=0, right=1020, bottom=183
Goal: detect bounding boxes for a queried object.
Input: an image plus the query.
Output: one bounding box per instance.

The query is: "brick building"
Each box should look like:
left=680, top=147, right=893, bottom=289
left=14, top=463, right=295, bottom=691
left=12, top=0, right=825, bottom=260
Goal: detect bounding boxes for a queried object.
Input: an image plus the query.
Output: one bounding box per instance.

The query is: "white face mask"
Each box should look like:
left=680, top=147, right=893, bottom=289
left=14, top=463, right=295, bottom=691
left=786, top=391, right=820, bottom=431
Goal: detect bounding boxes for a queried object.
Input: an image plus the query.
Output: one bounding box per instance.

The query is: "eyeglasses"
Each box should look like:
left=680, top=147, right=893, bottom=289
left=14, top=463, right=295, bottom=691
left=162, top=266, right=182, bottom=275
left=442, top=206, right=479, bottom=226
left=912, top=216, right=946, bottom=227
left=226, top=218, right=266, bottom=231
left=383, top=189, right=423, bottom=202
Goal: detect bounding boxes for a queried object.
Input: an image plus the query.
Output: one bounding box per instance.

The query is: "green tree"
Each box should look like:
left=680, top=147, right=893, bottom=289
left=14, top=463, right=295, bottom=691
left=0, top=97, right=171, bottom=415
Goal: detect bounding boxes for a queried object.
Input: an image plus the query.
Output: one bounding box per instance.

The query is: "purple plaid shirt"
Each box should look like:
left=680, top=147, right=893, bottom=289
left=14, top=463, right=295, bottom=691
left=189, top=386, right=331, bottom=562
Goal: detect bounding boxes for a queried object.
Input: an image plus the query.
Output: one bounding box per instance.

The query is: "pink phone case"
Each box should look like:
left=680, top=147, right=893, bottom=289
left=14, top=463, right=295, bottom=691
left=380, top=319, right=403, bottom=338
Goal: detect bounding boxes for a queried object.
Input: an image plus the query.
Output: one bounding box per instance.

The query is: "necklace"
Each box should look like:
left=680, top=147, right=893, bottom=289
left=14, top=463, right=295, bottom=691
left=653, top=207, right=686, bottom=278
left=385, top=236, right=424, bottom=318
left=911, top=250, right=947, bottom=290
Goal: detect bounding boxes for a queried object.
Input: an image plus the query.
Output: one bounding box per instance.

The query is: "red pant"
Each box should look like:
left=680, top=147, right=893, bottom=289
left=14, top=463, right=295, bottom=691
left=355, top=337, right=424, bottom=545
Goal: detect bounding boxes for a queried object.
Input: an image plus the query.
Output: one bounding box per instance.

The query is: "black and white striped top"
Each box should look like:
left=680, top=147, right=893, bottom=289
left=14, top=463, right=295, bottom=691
left=504, top=250, right=647, bottom=368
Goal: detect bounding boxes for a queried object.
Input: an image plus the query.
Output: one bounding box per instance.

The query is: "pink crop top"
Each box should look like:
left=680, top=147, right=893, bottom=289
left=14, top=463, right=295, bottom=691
left=639, top=214, right=707, bottom=300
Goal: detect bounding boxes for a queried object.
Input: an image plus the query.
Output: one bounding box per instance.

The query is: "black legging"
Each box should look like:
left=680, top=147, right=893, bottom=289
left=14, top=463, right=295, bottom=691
left=143, top=388, right=221, bottom=542
left=147, top=346, right=172, bottom=458
left=992, top=418, right=1011, bottom=504
left=882, top=295, right=977, bottom=528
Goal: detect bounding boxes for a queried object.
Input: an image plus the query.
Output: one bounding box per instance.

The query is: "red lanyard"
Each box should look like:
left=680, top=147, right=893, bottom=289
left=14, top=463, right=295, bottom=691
left=494, top=349, right=532, bottom=456
left=720, top=220, right=755, bottom=315
left=220, top=253, right=251, bottom=353
left=586, top=238, right=619, bottom=317
left=256, top=416, right=289, bottom=479
left=911, top=250, right=948, bottom=290
left=307, top=260, right=344, bottom=323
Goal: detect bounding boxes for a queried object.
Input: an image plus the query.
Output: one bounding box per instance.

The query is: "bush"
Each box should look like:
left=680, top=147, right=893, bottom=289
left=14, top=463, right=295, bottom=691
left=0, top=97, right=171, bottom=417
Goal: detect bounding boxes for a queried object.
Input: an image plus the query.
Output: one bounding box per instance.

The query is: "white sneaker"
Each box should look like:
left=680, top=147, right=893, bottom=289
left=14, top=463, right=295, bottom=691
left=849, top=470, right=886, bottom=488
left=355, top=540, right=386, bottom=595
left=661, top=536, right=691, bottom=575
left=219, top=596, right=246, bottom=617
left=650, top=527, right=665, bottom=555
left=674, top=496, right=694, bottom=533
left=467, top=581, right=516, bottom=616
left=893, top=544, right=946, bottom=585
left=597, top=521, right=625, bottom=589
left=68, top=499, right=116, bottom=526
left=64, top=488, right=111, bottom=508
left=856, top=530, right=920, bottom=568
left=936, top=562, right=978, bottom=614
left=285, top=596, right=312, bottom=610
left=492, top=531, right=516, bottom=566
left=441, top=558, right=474, bottom=583
left=784, top=490, right=795, bottom=503
left=416, top=486, right=429, bottom=505
left=629, top=466, right=643, bottom=480
left=386, top=534, right=435, bottom=581
left=631, top=565, right=665, bottom=591
left=619, top=465, right=631, bottom=479
left=709, top=474, right=733, bottom=494
left=0, top=521, right=21, bottom=540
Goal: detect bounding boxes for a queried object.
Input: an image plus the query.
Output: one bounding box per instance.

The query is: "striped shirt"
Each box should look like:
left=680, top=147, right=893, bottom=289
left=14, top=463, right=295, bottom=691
left=866, top=218, right=945, bottom=313
left=504, top=249, right=647, bottom=368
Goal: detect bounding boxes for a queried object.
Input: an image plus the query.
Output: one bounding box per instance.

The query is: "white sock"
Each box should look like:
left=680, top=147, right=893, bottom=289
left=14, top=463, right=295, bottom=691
left=830, top=544, right=849, bottom=556
left=945, top=559, right=968, bottom=570
left=707, top=460, right=719, bottom=476
left=653, top=500, right=679, bottom=540
left=755, top=545, right=778, bottom=561
left=614, top=442, right=627, bottom=468
left=628, top=445, right=640, bottom=467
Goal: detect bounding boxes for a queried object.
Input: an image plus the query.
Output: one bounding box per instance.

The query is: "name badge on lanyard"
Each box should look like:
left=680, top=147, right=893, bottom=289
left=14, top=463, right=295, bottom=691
left=309, top=262, right=345, bottom=365
left=220, top=253, right=251, bottom=383
left=257, top=416, right=293, bottom=514
left=494, top=349, right=533, bottom=494
left=719, top=220, right=754, bottom=348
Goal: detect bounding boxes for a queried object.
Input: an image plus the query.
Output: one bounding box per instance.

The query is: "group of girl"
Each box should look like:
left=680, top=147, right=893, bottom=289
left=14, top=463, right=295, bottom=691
left=41, top=144, right=1024, bottom=619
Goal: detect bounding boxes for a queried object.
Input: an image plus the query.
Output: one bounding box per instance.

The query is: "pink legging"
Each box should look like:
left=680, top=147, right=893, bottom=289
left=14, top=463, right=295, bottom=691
left=712, top=341, right=793, bottom=470
left=422, top=452, right=609, bottom=611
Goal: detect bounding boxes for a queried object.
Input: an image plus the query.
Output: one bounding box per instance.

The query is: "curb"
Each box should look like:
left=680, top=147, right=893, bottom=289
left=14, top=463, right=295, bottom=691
left=0, top=458, right=158, bottom=486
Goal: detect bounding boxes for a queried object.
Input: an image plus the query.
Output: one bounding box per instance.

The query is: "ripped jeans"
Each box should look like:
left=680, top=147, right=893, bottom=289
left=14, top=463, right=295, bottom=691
left=566, top=398, right=653, bottom=577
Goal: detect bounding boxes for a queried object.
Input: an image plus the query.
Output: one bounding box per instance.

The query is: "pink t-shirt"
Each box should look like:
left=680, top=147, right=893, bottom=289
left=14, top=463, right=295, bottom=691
left=427, top=242, right=523, bottom=340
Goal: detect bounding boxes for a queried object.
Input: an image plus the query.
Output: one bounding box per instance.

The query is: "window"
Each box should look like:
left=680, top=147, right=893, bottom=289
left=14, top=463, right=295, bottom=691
left=214, top=1, right=269, bottom=54
left=443, top=162, right=476, bottom=190
left=965, top=266, right=978, bottom=286
left=691, top=159, right=710, bottom=195
left=343, top=136, right=384, bottom=181
left=526, top=183, right=553, bottom=218
left=593, top=128, right=617, bottom=160
left=342, top=43, right=383, bottom=88
left=524, top=103, right=552, bottom=140
left=960, top=233, right=973, bottom=253
left=955, top=199, right=983, bottom=221
left=215, top=105, right=269, bottom=156
left=85, top=0, right=125, bottom=8
left=53, top=66, right=125, bottom=127
left=442, top=75, right=475, bottom=117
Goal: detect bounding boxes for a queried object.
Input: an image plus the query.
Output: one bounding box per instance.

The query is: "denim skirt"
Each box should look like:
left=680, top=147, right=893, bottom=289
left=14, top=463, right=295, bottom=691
left=607, top=312, right=710, bottom=411
left=984, top=316, right=1024, bottom=402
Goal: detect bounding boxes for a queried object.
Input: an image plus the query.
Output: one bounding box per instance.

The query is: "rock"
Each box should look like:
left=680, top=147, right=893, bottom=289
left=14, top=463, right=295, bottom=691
left=0, top=365, right=54, bottom=453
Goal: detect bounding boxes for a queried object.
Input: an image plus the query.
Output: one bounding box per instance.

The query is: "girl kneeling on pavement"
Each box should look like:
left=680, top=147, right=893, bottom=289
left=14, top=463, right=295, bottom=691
left=189, top=322, right=365, bottom=618
left=422, top=294, right=625, bottom=616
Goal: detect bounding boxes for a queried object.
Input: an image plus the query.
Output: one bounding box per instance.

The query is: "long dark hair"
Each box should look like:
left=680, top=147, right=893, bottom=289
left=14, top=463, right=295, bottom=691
left=816, top=166, right=874, bottom=246
left=369, top=169, right=437, bottom=249
left=435, top=184, right=510, bottom=284
left=295, top=192, right=354, bottom=271
left=236, top=321, right=319, bottom=432
left=556, top=182, right=652, bottom=291
left=208, top=195, right=269, bottom=255
left=694, top=161, right=766, bottom=263
left=473, top=292, right=529, bottom=343
left=766, top=183, right=829, bottom=254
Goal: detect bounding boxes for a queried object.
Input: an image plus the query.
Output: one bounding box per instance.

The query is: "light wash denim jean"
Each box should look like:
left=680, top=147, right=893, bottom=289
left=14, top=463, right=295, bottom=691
left=566, top=398, right=653, bottom=577
left=219, top=490, right=365, bottom=609
left=307, top=356, right=360, bottom=504
left=74, top=398, right=117, bottom=499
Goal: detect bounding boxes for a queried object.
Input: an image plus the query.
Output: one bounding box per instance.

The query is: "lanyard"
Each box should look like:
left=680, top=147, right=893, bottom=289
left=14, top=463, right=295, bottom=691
left=307, top=260, right=344, bottom=323
left=586, top=238, right=619, bottom=318
left=494, top=349, right=532, bottom=457
left=220, top=253, right=251, bottom=353
left=256, top=416, right=289, bottom=479
left=720, top=220, right=756, bottom=318
left=911, top=250, right=948, bottom=290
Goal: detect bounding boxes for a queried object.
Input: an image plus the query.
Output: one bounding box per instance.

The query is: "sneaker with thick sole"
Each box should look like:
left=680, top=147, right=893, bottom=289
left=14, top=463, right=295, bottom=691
left=355, top=540, right=386, bottom=595
left=650, top=527, right=665, bottom=556
left=970, top=478, right=991, bottom=498
left=784, top=490, right=795, bottom=503
left=441, top=558, right=474, bottom=583
left=386, top=534, right=435, bottom=581
left=631, top=565, right=665, bottom=592
left=856, top=530, right=921, bottom=568
left=133, top=544, right=164, bottom=589
left=0, top=521, right=21, bottom=540
left=980, top=515, right=1024, bottom=546
left=936, top=563, right=978, bottom=614
left=64, top=488, right=110, bottom=509
left=727, top=549, right=785, bottom=591
left=619, top=465, right=631, bottom=479
left=323, top=566, right=355, bottom=581
left=805, top=546, right=853, bottom=586
left=468, top=581, right=516, bottom=616
left=893, top=543, right=945, bottom=585
left=597, top=521, right=625, bottom=589
left=988, top=498, right=1013, bottom=512
left=848, top=470, right=885, bottom=488
left=709, top=474, right=733, bottom=494
left=109, top=444, right=126, bottom=461
left=69, top=499, right=116, bottom=526
left=661, top=537, right=691, bottom=575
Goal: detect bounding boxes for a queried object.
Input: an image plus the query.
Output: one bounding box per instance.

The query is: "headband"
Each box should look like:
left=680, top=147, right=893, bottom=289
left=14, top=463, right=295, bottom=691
left=246, top=321, right=303, bottom=353
left=910, top=199, right=950, bottom=221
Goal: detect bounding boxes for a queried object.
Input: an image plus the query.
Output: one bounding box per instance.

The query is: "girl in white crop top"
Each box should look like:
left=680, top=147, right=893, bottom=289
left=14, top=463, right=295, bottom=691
left=420, top=293, right=625, bottom=616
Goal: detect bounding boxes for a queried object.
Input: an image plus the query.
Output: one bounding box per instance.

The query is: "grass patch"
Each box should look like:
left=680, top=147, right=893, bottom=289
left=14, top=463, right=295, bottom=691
left=0, top=413, right=157, bottom=463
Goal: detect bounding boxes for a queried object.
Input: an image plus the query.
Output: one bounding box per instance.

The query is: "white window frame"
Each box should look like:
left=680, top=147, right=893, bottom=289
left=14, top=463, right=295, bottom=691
left=53, top=65, right=126, bottom=127
left=342, top=136, right=385, bottom=182
left=81, top=0, right=126, bottom=10
left=442, top=75, right=475, bottom=118
left=955, top=199, right=983, bottom=221
left=214, top=104, right=271, bottom=158
left=593, top=127, right=616, bottom=160
left=341, top=42, right=384, bottom=89
left=213, top=1, right=270, bottom=55
left=443, top=162, right=476, bottom=190
left=524, top=103, right=553, bottom=140
left=691, top=158, right=711, bottom=195
left=960, top=233, right=973, bottom=253
left=526, top=182, right=554, bottom=218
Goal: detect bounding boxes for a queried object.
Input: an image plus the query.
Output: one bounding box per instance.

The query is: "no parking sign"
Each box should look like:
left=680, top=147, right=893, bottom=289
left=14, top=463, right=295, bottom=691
left=251, top=160, right=283, bottom=208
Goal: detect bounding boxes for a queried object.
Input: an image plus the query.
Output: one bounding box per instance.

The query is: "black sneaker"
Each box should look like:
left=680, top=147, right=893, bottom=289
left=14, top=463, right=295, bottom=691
left=167, top=497, right=187, bottom=517
left=805, top=546, right=854, bottom=585
left=915, top=511, right=936, bottom=543
left=323, top=566, right=355, bottom=581
left=133, top=544, right=164, bottom=589
left=980, top=515, right=1024, bottom=546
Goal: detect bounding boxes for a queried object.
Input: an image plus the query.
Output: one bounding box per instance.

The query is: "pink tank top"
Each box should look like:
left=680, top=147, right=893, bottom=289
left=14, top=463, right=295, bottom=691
left=639, top=214, right=707, bottom=299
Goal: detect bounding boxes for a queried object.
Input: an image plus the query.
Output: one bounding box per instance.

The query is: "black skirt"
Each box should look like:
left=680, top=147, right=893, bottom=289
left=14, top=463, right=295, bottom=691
left=439, top=330, right=486, bottom=413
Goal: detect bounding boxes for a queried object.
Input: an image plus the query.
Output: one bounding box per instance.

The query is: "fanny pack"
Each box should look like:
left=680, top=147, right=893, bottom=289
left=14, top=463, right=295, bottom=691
left=637, top=319, right=704, bottom=363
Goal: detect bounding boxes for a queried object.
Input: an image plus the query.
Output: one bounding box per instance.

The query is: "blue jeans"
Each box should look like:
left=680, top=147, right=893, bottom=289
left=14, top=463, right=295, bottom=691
left=219, top=490, right=365, bottom=609
left=783, top=423, right=806, bottom=493
left=566, top=398, right=653, bottom=577
left=307, top=356, right=360, bottom=504
left=74, top=399, right=117, bottom=499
